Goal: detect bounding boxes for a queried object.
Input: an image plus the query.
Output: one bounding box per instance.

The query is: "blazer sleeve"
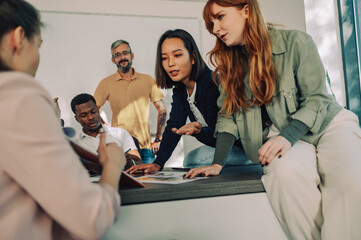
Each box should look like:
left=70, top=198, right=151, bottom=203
left=154, top=87, right=187, bottom=168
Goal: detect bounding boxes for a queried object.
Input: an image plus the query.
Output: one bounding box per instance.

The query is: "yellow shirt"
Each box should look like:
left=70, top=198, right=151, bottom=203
left=94, top=69, right=164, bottom=149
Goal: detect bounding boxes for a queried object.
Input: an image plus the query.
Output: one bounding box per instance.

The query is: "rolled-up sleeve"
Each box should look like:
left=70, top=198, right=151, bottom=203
left=214, top=89, right=240, bottom=139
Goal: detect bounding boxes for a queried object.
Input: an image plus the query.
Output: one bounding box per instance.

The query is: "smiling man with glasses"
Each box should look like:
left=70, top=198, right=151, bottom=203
left=94, top=40, right=167, bottom=164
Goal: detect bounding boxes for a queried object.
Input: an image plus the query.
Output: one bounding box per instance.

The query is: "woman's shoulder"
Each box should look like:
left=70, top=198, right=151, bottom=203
left=270, top=28, right=312, bottom=44
left=269, top=28, right=314, bottom=54
left=0, top=71, right=33, bottom=84
left=172, top=83, right=186, bottom=98
left=196, top=69, right=220, bottom=102
left=197, top=68, right=215, bottom=86
left=0, top=71, right=52, bottom=105
left=0, top=71, right=46, bottom=92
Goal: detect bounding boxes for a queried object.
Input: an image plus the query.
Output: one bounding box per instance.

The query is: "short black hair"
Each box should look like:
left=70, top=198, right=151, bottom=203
left=155, top=29, right=207, bottom=89
left=0, top=0, right=43, bottom=71
left=71, top=93, right=97, bottom=114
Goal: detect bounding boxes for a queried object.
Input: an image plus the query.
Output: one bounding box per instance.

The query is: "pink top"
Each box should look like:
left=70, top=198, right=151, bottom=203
left=0, top=72, right=120, bottom=239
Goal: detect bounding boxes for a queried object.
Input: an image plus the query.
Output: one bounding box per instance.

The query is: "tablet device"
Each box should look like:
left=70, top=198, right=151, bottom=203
left=68, top=139, right=145, bottom=188
left=119, top=171, right=145, bottom=188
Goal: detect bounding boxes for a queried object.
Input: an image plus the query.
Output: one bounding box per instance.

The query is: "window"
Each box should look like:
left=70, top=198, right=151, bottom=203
left=337, top=0, right=361, bottom=122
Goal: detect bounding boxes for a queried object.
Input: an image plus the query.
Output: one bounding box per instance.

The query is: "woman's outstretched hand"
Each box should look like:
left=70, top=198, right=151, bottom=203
left=183, top=164, right=222, bottom=179
left=172, top=121, right=202, bottom=135
left=258, top=136, right=291, bottom=166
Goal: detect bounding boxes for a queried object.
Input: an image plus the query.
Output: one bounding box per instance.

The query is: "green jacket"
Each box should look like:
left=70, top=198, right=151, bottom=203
left=215, top=28, right=342, bottom=163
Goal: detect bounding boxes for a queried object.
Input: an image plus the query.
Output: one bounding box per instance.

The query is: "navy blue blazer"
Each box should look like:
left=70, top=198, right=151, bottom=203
left=154, top=68, right=220, bottom=168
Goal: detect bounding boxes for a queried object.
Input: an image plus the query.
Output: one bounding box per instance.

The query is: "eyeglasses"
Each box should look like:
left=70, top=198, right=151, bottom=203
left=113, top=51, right=131, bottom=58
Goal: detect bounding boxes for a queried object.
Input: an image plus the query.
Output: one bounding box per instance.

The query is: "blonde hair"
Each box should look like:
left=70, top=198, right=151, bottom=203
left=203, top=0, right=276, bottom=116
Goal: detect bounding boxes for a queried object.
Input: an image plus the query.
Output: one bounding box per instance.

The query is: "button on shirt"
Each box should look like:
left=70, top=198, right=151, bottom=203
left=76, top=125, right=137, bottom=154
left=187, top=83, right=208, bottom=127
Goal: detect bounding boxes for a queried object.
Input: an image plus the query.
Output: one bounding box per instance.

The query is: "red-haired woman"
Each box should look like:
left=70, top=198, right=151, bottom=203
left=185, top=0, right=361, bottom=239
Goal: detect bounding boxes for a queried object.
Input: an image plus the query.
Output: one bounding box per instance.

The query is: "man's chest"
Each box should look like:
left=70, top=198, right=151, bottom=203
left=106, top=80, right=149, bottom=99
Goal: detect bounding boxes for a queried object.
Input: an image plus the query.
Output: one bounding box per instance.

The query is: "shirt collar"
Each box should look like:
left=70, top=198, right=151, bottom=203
left=187, top=82, right=197, bottom=102
left=79, top=125, right=110, bottom=139
left=114, top=68, right=138, bottom=81
left=79, top=130, right=90, bottom=140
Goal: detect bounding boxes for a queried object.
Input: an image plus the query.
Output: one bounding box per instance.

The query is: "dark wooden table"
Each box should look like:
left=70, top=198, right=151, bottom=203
left=119, top=164, right=265, bottom=205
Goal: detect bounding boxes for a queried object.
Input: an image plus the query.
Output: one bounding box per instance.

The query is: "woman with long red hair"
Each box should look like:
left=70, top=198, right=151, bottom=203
left=185, top=0, right=361, bottom=239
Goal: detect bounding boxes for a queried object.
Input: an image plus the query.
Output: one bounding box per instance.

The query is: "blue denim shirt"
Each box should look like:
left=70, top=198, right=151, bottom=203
left=154, top=68, right=219, bottom=167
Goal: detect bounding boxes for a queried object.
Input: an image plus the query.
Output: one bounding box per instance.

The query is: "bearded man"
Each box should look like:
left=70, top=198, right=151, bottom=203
left=94, top=40, right=166, bottom=163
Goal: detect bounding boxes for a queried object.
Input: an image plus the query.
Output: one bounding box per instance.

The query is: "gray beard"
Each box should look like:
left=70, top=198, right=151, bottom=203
left=117, top=61, right=132, bottom=73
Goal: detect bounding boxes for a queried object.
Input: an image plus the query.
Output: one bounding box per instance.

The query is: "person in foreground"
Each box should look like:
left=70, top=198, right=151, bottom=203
left=186, top=0, right=361, bottom=239
left=0, top=1, right=125, bottom=239
left=127, top=29, right=249, bottom=174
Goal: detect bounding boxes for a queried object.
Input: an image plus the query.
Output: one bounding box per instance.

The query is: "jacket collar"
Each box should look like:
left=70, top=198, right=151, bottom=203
left=269, top=28, right=286, bottom=55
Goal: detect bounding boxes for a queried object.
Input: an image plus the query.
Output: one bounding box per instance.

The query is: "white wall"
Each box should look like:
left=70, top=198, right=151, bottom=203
left=28, top=0, right=306, bottom=167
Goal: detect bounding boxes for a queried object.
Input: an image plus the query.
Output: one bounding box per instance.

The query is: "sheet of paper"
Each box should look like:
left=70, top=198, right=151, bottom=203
left=90, top=172, right=145, bottom=188
left=134, top=171, right=208, bottom=184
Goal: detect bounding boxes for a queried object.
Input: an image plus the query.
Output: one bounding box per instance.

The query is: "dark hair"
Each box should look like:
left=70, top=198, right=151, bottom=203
left=71, top=93, right=97, bottom=114
left=155, top=29, right=207, bottom=89
left=0, top=0, right=43, bottom=71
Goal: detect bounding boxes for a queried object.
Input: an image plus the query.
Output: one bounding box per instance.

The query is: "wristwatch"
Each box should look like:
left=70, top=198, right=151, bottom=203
left=154, top=138, right=162, bottom=143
